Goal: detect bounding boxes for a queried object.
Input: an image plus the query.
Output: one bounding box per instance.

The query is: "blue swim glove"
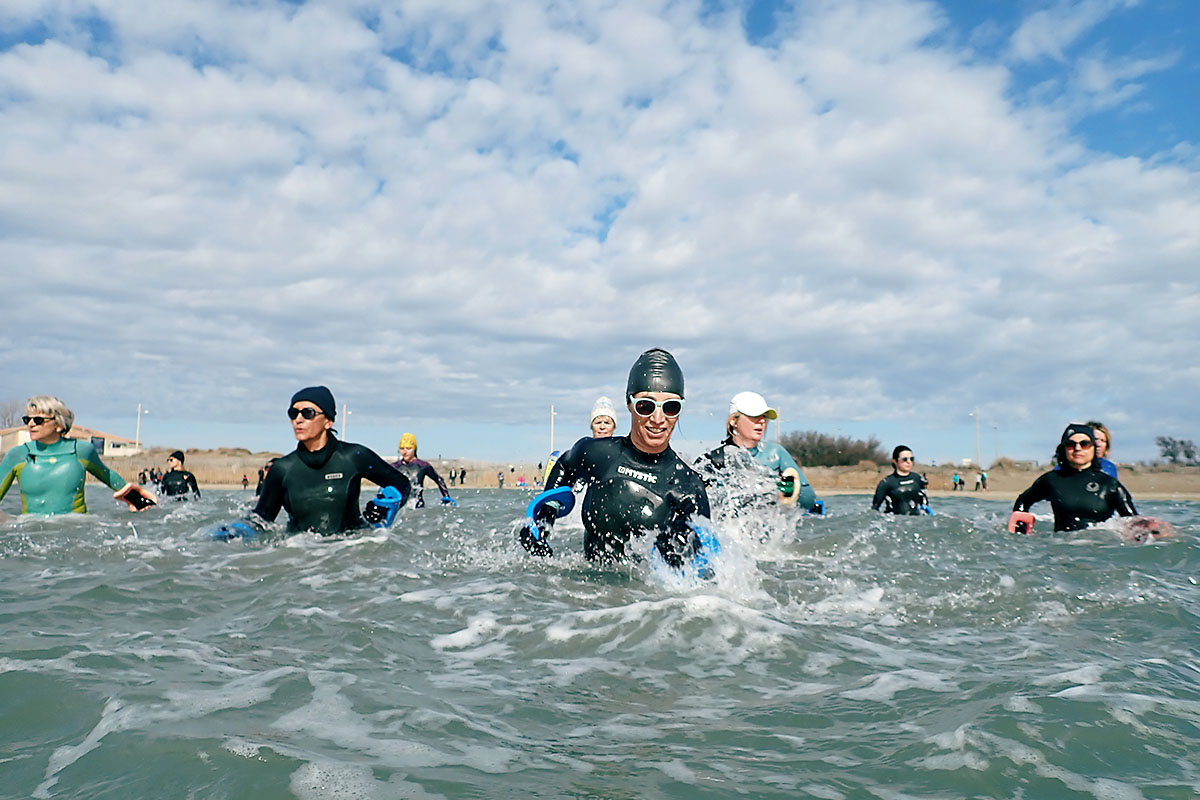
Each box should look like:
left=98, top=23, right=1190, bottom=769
left=441, top=496, right=458, bottom=507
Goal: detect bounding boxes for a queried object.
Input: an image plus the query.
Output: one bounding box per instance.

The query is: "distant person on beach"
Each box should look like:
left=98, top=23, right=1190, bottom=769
left=695, top=391, right=820, bottom=514
left=522, top=348, right=710, bottom=566
left=159, top=451, right=200, bottom=500
left=459, top=467, right=467, bottom=485
left=974, top=473, right=982, bottom=491
left=250, top=386, right=411, bottom=534
left=952, top=473, right=960, bottom=491
left=241, top=474, right=249, bottom=490
left=449, top=467, right=458, bottom=487
left=981, top=471, right=988, bottom=490
left=871, top=446, right=929, bottom=515
left=590, top=396, right=618, bottom=438
left=497, top=472, right=504, bottom=489
left=0, top=395, right=155, bottom=515
left=255, top=459, right=275, bottom=496
left=1087, top=420, right=1119, bottom=478
left=1011, top=423, right=1136, bottom=532
left=391, top=433, right=455, bottom=508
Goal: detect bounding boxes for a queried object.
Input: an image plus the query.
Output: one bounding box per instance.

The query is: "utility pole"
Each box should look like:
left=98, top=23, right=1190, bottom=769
left=969, top=408, right=981, bottom=468
left=550, top=405, right=556, bottom=454
left=135, top=404, right=149, bottom=449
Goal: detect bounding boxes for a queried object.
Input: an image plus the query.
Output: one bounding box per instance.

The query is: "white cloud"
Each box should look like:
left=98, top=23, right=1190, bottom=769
left=1, top=0, right=1197, bottom=461
left=1010, top=0, right=1140, bottom=63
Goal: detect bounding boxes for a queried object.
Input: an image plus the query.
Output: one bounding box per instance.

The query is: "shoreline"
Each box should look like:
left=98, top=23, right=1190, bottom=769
left=99, top=447, right=1200, bottom=504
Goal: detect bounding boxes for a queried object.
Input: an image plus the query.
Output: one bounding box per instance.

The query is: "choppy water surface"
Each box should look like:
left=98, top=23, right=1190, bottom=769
left=2, top=488, right=1198, bottom=799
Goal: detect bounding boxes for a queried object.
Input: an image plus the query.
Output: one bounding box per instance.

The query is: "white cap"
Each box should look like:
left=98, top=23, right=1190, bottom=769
left=729, top=391, right=777, bottom=419
left=590, top=396, right=618, bottom=423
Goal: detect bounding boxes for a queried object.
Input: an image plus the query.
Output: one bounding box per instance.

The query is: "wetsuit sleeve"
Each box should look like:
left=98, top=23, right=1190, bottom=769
left=871, top=478, right=889, bottom=511
left=77, top=440, right=127, bottom=491
left=1112, top=481, right=1137, bottom=517
left=545, top=437, right=589, bottom=490
left=187, top=472, right=201, bottom=498
left=422, top=464, right=451, bottom=497
left=772, top=444, right=800, bottom=474
left=695, top=481, right=711, bottom=518
left=252, top=463, right=286, bottom=524
left=1014, top=474, right=1050, bottom=512
left=355, top=449, right=413, bottom=501
left=0, top=446, right=25, bottom=502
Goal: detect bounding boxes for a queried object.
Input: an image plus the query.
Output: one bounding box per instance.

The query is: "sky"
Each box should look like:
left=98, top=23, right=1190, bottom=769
left=2, top=0, right=1197, bottom=468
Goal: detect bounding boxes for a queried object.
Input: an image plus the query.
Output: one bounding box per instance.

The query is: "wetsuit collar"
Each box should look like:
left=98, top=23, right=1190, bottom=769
left=296, top=433, right=339, bottom=470
left=624, top=435, right=671, bottom=463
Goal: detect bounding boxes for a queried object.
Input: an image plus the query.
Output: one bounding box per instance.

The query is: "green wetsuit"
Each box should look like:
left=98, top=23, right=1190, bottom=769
left=0, top=437, right=128, bottom=514
left=697, top=438, right=818, bottom=512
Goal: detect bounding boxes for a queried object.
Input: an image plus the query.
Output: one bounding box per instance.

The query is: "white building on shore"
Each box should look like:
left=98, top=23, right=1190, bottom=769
left=0, top=425, right=140, bottom=458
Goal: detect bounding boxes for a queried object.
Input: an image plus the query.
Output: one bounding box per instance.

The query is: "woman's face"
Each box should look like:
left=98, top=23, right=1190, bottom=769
left=590, top=415, right=615, bottom=438
left=893, top=450, right=914, bottom=476
left=166, top=456, right=182, bottom=471
left=1093, top=429, right=1109, bottom=458
left=289, top=401, right=332, bottom=449
left=1063, top=435, right=1095, bottom=470
left=25, top=410, right=62, bottom=444
left=731, top=413, right=768, bottom=448
left=399, top=446, right=416, bottom=462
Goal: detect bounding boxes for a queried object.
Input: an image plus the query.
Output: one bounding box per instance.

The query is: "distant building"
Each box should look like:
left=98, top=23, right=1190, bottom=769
left=0, top=425, right=140, bottom=458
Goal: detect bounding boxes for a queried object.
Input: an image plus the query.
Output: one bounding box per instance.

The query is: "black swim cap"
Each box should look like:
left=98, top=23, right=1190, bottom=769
left=1060, top=423, right=1094, bottom=445
left=168, top=450, right=185, bottom=464
left=290, top=386, right=336, bottom=420
left=626, top=348, right=684, bottom=401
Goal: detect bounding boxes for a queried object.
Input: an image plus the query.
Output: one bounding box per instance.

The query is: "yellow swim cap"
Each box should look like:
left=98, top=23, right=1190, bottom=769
left=399, top=432, right=418, bottom=450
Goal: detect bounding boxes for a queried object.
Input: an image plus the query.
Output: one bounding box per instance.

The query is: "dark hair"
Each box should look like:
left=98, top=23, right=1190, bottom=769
left=892, top=445, right=913, bottom=461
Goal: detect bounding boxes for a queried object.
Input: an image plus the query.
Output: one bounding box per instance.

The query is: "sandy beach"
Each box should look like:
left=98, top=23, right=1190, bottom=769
left=107, top=447, right=1200, bottom=501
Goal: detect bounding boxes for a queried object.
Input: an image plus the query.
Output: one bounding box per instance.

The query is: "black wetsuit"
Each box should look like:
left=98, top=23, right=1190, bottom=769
left=252, top=436, right=411, bottom=535
left=543, top=435, right=711, bottom=563
left=160, top=469, right=201, bottom=500
left=1014, top=465, right=1137, bottom=532
left=390, top=457, right=450, bottom=508
left=871, top=472, right=927, bottom=515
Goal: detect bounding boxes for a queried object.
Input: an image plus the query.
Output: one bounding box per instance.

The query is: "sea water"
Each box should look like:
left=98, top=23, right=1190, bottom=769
left=1, top=488, right=1198, bottom=799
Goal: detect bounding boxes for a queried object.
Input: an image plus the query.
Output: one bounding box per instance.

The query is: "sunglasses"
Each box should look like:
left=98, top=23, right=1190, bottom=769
left=897, top=456, right=914, bottom=462
left=1065, top=439, right=1094, bottom=450
left=287, top=407, right=324, bottom=421
left=631, top=397, right=684, bottom=418
left=22, top=415, right=53, bottom=426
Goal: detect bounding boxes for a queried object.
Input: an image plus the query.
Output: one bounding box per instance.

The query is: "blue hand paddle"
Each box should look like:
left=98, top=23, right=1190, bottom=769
left=368, top=485, right=405, bottom=528
left=525, top=485, right=575, bottom=530
left=208, top=520, right=258, bottom=541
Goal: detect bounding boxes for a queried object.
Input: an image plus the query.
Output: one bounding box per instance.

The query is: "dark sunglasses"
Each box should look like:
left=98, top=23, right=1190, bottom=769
left=631, top=397, right=684, bottom=418
left=897, top=456, right=914, bottom=462
left=1065, top=438, right=1094, bottom=450
left=22, top=415, right=53, bottom=426
left=287, top=407, right=324, bottom=421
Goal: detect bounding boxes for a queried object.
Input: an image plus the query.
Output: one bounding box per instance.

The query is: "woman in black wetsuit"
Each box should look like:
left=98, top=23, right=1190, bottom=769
left=159, top=450, right=201, bottom=501
left=251, top=386, right=411, bottom=534
left=521, top=348, right=710, bottom=565
left=1010, top=423, right=1136, bottom=532
left=871, top=445, right=928, bottom=515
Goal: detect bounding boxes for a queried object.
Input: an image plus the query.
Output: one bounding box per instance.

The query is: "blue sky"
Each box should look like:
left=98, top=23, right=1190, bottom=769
left=2, top=0, right=1197, bottom=467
